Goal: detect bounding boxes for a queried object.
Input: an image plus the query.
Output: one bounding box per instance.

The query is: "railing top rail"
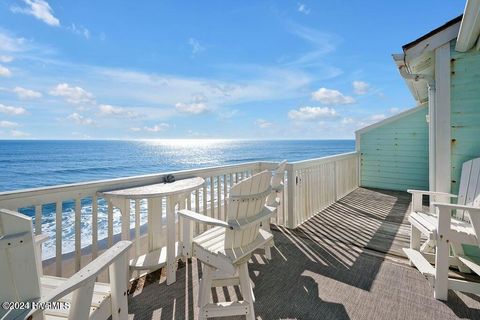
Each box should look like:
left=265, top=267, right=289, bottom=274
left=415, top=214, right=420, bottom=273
left=0, top=161, right=262, bottom=205
left=288, top=151, right=358, bottom=170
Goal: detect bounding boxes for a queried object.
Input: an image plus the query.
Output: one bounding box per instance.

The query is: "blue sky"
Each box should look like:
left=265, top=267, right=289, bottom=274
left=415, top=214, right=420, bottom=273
left=0, top=0, right=464, bottom=139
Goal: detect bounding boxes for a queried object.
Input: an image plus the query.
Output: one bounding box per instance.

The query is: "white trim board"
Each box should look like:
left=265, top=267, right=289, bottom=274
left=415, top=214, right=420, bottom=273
left=434, top=43, right=452, bottom=193
left=456, top=0, right=480, bottom=52
left=355, top=103, right=427, bottom=136
left=403, top=19, right=461, bottom=62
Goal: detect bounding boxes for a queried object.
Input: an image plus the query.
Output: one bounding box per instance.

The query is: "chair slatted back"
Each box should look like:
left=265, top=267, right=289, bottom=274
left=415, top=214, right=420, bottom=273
left=456, top=158, right=480, bottom=236
left=224, top=170, right=272, bottom=250
left=266, top=160, right=287, bottom=207
left=0, top=209, right=41, bottom=317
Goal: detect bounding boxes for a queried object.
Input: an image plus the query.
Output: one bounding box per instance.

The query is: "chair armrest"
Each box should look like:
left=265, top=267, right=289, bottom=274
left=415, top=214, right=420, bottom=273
left=272, top=184, right=284, bottom=193
left=35, top=234, right=49, bottom=245
left=432, top=202, right=480, bottom=214
left=34, top=234, right=49, bottom=276
left=229, top=206, right=276, bottom=230
left=178, top=209, right=230, bottom=228
left=407, top=189, right=457, bottom=198
left=29, top=240, right=132, bottom=317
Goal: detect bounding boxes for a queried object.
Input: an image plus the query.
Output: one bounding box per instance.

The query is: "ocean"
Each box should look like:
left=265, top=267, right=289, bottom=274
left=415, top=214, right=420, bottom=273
left=0, top=139, right=354, bottom=258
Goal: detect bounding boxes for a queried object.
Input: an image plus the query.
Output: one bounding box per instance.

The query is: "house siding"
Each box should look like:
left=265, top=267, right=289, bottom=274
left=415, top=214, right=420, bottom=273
left=359, top=105, right=429, bottom=191
left=450, top=42, right=480, bottom=194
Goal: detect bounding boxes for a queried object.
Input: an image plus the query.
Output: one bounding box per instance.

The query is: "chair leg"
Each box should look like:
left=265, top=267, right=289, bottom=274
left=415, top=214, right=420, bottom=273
left=238, top=263, right=255, bottom=320
left=410, top=225, right=421, bottom=250
left=262, top=221, right=273, bottom=260
left=199, top=264, right=214, bottom=319
left=410, top=225, right=421, bottom=266
left=264, top=246, right=272, bottom=260
left=434, top=235, right=449, bottom=300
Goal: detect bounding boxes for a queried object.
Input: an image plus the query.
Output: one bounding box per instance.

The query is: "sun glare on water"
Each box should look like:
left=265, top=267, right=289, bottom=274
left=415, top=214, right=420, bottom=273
left=139, top=139, right=232, bottom=148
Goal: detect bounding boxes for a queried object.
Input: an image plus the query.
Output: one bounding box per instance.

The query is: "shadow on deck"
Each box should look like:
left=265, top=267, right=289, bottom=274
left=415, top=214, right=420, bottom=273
left=127, top=187, right=480, bottom=319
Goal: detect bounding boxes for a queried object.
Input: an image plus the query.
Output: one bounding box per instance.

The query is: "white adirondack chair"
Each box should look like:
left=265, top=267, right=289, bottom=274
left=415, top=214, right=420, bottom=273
left=262, top=160, right=287, bottom=259
left=0, top=208, right=132, bottom=320
left=179, top=170, right=274, bottom=320
left=404, top=157, right=480, bottom=300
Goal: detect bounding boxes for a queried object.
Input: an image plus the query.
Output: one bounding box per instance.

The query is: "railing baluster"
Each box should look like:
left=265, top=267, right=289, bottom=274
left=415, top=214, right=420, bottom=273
left=108, top=199, right=113, bottom=247
left=135, top=199, right=141, bottom=255
left=223, top=174, right=227, bottom=220
left=121, top=199, right=130, bottom=241
left=55, top=201, right=62, bottom=276
left=92, top=196, right=98, bottom=260
left=202, top=183, right=207, bottom=233
left=75, top=197, right=81, bottom=272
left=217, top=175, right=222, bottom=220
left=209, top=176, right=215, bottom=221
left=195, top=188, right=200, bottom=235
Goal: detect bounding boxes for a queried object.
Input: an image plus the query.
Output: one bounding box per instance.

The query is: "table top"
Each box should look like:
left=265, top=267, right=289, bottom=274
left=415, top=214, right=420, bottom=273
left=100, top=177, right=205, bottom=199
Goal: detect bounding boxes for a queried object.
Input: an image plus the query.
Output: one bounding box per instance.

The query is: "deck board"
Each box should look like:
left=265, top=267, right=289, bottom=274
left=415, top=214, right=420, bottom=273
left=127, top=187, right=480, bottom=319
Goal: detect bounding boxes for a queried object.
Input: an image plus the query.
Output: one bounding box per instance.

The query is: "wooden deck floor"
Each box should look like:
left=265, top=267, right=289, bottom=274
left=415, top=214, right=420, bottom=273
left=127, top=187, right=480, bottom=319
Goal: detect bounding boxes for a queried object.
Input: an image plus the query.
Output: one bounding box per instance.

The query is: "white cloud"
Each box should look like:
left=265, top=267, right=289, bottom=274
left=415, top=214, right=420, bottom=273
left=288, top=106, right=337, bottom=121
left=175, top=102, right=209, bottom=115
left=0, top=104, right=27, bottom=115
left=71, top=132, right=91, bottom=139
left=188, top=38, right=205, bottom=55
left=285, top=23, right=339, bottom=68
left=95, top=65, right=310, bottom=108
left=0, top=32, right=27, bottom=52
left=341, top=117, right=354, bottom=124
left=0, top=65, right=12, bottom=77
left=0, top=120, right=19, bottom=128
left=49, top=83, right=94, bottom=104
left=68, top=23, right=90, bottom=39
left=67, top=113, right=95, bottom=125
left=98, top=104, right=140, bottom=118
left=371, top=114, right=386, bottom=122
left=0, top=55, right=14, bottom=63
left=11, top=0, right=60, bottom=27
left=130, top=127, right=141, bottom=132
left=297, top=3, right=311, bottom=15
left=13, top=86, right=42, bottom=99
left=10, top=129, right=29, bottom=137
left=389, top=107, right=401, bottom=114
left=353, top=81, right=370, bottom=95
left=255, top=119, right=273, bottom=129
left=218, top=109, right=239, bottom=119
left=144, top=123, right=169, bottom=132
left=311, top=88, right=355, bottom=105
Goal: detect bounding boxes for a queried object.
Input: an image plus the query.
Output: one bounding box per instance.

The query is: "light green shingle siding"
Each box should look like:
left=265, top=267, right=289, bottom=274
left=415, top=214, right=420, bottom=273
left=359, top=105, right=429, bottom=191
left=450, top=42, right=480, bottom=194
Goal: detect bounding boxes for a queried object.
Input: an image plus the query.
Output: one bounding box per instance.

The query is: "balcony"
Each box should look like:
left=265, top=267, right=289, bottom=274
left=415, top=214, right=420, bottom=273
left=1, top=152, right=479, bottom=319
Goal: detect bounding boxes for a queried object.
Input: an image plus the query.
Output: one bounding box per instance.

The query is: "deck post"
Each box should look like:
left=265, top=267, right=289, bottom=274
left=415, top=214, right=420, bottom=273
left=286, top=164, right=296, bottom=228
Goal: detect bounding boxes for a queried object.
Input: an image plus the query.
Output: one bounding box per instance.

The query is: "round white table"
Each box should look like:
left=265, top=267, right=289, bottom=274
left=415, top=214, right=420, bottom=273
left=100, top=177, right=205, bottom=285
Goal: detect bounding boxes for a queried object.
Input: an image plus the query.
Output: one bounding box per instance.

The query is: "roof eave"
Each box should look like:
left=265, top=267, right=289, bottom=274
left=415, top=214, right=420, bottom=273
left=456, top=0, right=480, bottom=52
left=392, top=54, right=426, bottom=104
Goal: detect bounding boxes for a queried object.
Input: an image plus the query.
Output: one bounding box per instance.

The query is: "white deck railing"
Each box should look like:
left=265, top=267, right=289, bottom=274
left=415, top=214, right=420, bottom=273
left=0, top=152, right=359, bottom=277
left=285, top=152, right=359, bottom=227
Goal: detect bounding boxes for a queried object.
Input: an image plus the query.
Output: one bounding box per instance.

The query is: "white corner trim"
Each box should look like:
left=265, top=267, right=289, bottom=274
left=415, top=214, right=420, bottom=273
left=434, top=43, right=451, bottom=193
left=456, top=0, right=480, bottom=52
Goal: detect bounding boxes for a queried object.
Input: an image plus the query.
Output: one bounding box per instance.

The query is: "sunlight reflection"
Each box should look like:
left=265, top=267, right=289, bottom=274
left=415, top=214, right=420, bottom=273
left=139, top=139, right=231, bottom=148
